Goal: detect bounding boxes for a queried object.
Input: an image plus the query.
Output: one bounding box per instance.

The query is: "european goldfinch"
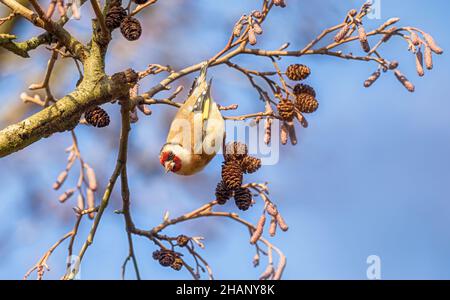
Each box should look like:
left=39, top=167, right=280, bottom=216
left=159, top=62, right=225, bottom=175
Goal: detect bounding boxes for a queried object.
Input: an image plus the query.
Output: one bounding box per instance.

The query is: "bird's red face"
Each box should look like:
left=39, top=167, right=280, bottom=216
left=160, top=151, right=182, bottom=173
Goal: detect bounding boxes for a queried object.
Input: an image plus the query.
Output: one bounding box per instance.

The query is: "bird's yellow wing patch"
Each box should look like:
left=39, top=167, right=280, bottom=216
left=202, top=97, right=210, bottom=121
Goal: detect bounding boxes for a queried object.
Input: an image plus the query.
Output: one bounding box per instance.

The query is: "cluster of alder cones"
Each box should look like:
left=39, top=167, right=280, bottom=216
left=216, top=142, right=262, bottom=211
left=152, top=249, right=183, bottom=271
left=105, top=0, right=144, bottom=41
left=276, top=64, right=319, bottom=122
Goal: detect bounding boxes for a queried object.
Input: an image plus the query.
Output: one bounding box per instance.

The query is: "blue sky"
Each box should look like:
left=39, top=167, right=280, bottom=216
left=0, top=0, right=450, bottom=279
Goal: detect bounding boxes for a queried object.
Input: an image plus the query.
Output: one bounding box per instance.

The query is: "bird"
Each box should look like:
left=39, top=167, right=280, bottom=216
left=159, top=62, right=225, bottom=176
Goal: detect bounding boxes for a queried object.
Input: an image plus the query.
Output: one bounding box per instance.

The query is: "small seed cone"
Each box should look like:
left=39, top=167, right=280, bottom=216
left=105, top=6, right=127, bottom=29
left=286, top=64, right=311, bottom=81
left=120, top=17, right=142, bottom=41
left=224, top=142, right=248, bottom=161
left=234, top=187, right=252, bottom=211
left=293, top=83, right=316, bottom=97
left=152, top=249, right=176, bottom=267
left=171, top=257, right=183, bottom=271
left=241, top=156, right=261, bottom=174
left=221, top=161, right=243, bottom=190
left=215, top=181, right=233, bottom=204
left=295, top=93, right=319, bottom=114
left=85, top=106, right=110, bottom=128
left=277, top=99, right=295, bottom=121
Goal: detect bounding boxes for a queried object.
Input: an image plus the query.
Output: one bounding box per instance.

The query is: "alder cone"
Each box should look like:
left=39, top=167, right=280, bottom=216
left=234, top=187, right=252, bottom=211
left=286, top=64, right=311, bottom=81
left=153, top=250, right=176, bottom=267
left=85, top=106, right=110, bottom=128
left=120, top=17, right=142, bottom=41
left=224, top=142, right=248, bottom=162
left=221, top=161, right=243, bottom=190
left=241, top=156, right=261, bottom=174
left=293, top=83, right=316, bottom=97
left=171, top=257, right=183, bottom=271
left=295, top=93, right=319, bottom=114
left=133, top=0, right=148, bottom=4
left=215, top=181, right=233, bottom=204
left=110, top=0, right=122, bottom=7
left=277, top=99, right=295, bottom=121
left=105, top=6, right=127, bottom=29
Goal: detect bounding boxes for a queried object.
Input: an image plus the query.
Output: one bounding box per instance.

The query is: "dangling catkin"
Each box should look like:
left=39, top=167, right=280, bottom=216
left=424, top=46, right=433, bottom=70
left=358, top=25, right=370, bottom=52
left=250, top=214, right=266, bottom=244
left=423, top=33, right=443, bottom=54
left=364, top=70, right=381, bottom=88
left=394, top=69, right=415, bottom=92
left=415, top=49, right=424, bottom=77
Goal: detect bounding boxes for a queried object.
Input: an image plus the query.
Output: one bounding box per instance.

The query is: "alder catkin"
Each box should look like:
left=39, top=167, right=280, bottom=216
left=85, top=166, right=97, bottom=191
left=280, top=123, right=288, bottom=145
left=379, top=18, right=400, bottom=31
left=382, top=26, right=397, bottom=43
left=287, top=122, right=297, bottom=146
left=59, top=188, right=75, bottom=203
left=394, top=69, right=415, bottom=93
left=358, top=25, right=370, bottom=53
left=252, top=22, right=263, bottom=35
left=410, top=31, right=421, bottom=46
left=424, top=46, right=433, bottom=70
left=87, top=188, right=95, bottom=219
left=334, top=24, right=350, bottom=43
left=77, top=194, right=84, bottom=211
left=264, top=118, right=272, bottom=145
left=269, top=218, right=277, bottom=237
left=53, top=170, right=68, bottom=190
left=233, top=22, right=243, bottom=37
left=423, top=33, right=444, bottom=54
left=250, top=214, right=266, bottom=244
left=415, top=49, right=424, bottom=77
left=364, top=70, right=381, bottom=88
left=248, top=27, right=257, bottom=45
left=276, top=214, right=289, bottom=231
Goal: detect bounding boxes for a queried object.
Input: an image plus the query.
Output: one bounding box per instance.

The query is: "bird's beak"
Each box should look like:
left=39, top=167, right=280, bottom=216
left=164, top=161, right=175, bottom=173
